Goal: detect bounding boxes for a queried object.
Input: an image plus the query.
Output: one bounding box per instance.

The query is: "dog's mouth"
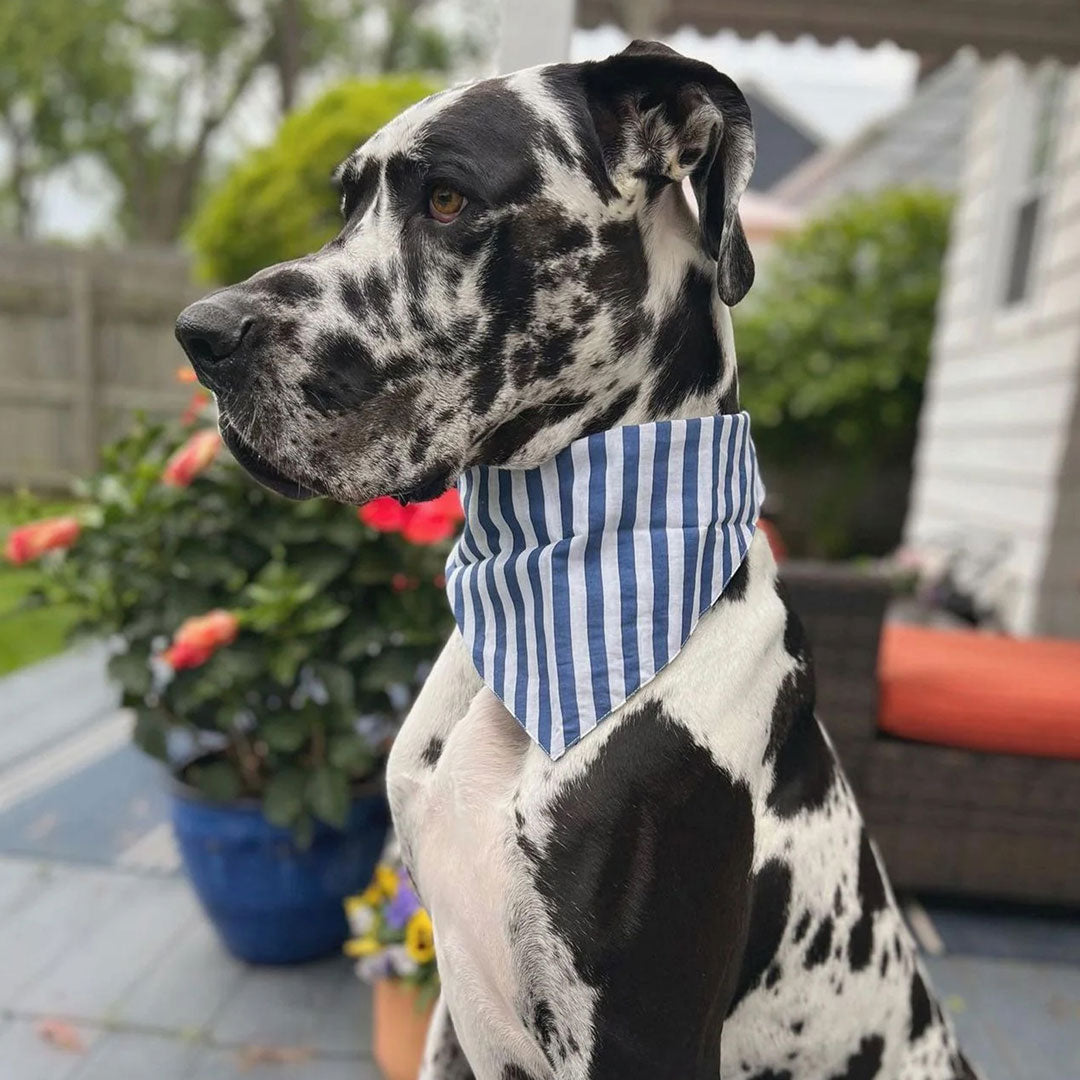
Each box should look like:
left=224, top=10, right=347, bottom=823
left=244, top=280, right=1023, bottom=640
left=219, top=419, right=320, bottom=501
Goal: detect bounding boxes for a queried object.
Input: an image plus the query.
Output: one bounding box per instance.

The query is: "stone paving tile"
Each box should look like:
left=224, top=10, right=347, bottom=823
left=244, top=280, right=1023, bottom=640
left=18, top=872, right=199, bottom=1019
left=112, top=913, right=246, bottom=1034
left=0, top=744, right=169, bottom=865
left=928, top=954, right=1080, bottom=1080
left=926, top=902, right=1080, bottom=965
left=0, top=854, right=49, bottom=914
left=0, top=861, right=142, bottom=1009
left=66, top=1029, right=201, bottom=1080
left=0, top=1018, right=102, bottom=1080
left=208, top=956, right=357, bottom=1048
left=308, top=962, right=375, bottom=1057
left=187, top=1046, right=380, bottom=1080
left=0, top=644, right=115, bottom=772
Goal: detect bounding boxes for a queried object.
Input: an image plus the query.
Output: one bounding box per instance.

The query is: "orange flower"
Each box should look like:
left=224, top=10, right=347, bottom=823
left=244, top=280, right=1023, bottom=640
left=4, top=516, right=81, bottom=564
left=160, top=640, right=213, bottom=670
left=163, top=429, right=221, bottom=486
left=181, top=389, right=211, bottom=426
left=176, top=365, right=198, bottom=384
left=161, top=609, right=239, bottom=670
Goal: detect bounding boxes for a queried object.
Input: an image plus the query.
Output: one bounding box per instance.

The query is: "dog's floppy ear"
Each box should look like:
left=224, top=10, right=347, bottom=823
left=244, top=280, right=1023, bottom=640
left=583, top=40, right=756, bottom=305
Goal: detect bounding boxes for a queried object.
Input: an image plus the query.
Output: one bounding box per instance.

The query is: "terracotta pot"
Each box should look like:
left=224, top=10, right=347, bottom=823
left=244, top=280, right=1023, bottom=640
left=373, top=980, right=435, bottom=1080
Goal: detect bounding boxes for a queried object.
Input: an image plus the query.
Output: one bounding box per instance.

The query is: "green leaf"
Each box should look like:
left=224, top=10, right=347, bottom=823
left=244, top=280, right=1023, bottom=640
left=189, top=759, right=242, bottom=803
left=310, top=661, right=354, bottom=710
left=132, top=706, right=170, bottom=761
left=306, top=765, right=349, bottom=828
left=268, top=639, right=310, bottom=686
left=107, top=650, right=152, bottom=697
left=328, top=733, right=374, bottom=775
left=358, top=651, right=419, bottom=691
left=261, top=715, right=308, bottom=753
left=291, top=550, right=351, bottom=589
left=263, top=769, right=306, bottom=828
left=296, top=601, right=349, bottom=634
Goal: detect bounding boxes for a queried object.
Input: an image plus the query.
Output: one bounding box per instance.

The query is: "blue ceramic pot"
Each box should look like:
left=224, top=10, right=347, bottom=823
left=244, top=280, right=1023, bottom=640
left=171, top=777, right=390, bottom=965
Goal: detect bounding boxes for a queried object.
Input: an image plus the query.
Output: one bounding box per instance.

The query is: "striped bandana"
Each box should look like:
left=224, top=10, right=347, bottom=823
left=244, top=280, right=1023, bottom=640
left=445, top=412, right=764, bottom=759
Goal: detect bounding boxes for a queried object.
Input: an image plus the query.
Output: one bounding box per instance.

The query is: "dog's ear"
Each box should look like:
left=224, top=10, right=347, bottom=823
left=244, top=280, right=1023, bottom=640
left=582, top=40, right=756, bottom=305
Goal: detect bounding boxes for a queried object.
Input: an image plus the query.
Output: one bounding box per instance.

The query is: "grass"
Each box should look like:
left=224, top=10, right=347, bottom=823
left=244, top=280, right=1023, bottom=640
left=0, top=495, right=81, bottom=677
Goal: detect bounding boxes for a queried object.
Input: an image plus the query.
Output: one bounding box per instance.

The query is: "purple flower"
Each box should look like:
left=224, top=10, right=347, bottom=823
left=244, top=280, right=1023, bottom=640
left=383, top=878, right=421, bottom=931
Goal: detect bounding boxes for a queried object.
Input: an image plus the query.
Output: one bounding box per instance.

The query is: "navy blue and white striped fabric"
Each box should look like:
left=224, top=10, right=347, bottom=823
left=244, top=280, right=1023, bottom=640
left=445, top=411, right=764, bottom=759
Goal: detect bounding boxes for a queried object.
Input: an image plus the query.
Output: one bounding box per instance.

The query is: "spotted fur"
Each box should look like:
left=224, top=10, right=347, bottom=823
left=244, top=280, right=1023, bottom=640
left=177, top=40, right=980, bottom=1080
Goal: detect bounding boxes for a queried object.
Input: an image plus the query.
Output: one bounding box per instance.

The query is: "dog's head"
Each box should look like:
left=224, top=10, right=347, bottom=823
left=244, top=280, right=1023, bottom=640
left=175, top=41, right=755, bottom=503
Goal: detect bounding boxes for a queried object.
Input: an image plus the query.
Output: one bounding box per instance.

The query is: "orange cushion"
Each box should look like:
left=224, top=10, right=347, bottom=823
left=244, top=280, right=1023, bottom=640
left=877, top=623, right=1080, bottom=760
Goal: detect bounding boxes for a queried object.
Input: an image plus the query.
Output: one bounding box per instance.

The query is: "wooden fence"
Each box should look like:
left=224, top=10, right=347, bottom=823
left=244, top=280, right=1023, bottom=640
left=0, top=242, right=203, bottom=490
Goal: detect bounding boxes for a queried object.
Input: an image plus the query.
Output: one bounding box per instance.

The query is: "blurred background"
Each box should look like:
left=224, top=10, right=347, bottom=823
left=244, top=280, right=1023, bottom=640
left=0, top=1, right=1077, bottom=1078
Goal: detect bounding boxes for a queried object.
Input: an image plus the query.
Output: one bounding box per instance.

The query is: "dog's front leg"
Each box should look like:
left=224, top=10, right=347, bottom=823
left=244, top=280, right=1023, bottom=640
left=420, top=995, right=475, bottom=1080
left=388, top=634, right=483, bottom=1079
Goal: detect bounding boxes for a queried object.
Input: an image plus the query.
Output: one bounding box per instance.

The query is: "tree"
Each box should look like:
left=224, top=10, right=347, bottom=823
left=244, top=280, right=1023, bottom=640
left=0, top=0, right=129, bottom=237
left=0, top=0, right=475, bottom=244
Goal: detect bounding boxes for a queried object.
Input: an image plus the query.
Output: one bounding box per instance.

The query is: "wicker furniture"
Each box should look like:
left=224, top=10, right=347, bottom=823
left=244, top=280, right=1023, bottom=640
left=780, top=562, right=1080, bottom=908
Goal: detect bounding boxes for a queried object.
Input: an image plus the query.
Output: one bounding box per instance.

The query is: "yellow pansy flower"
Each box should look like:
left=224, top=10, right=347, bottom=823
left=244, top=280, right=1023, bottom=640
left=365, top=883, right=387, bottom=905
left=374, top=863, right=399, bottom=899
left=343, top=936, right=381, bottom=958
left=405, top=909, right=435, bottom=964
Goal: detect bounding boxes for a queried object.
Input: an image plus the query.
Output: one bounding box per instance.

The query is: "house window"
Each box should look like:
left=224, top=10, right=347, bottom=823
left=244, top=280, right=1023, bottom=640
left=1002, top=65, right=1064, bottom=306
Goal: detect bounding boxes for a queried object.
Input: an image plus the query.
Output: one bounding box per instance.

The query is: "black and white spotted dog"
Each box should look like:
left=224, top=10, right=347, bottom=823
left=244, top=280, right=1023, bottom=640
left=176, top=41, right=980, bottom=1080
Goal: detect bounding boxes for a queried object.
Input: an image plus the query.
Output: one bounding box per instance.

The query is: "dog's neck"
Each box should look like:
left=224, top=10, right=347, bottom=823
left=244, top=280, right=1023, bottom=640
left=487, top=185, right=741, bottom=470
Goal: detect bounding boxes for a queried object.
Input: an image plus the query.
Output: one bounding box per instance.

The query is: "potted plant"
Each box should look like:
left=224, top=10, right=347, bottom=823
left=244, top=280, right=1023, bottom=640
left=345, top=862, right=438, bottom=1080
left=4, top=394, right=460, bottom=963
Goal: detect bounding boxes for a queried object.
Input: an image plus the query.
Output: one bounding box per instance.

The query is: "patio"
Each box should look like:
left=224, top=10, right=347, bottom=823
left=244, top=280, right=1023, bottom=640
left=0, top=648, right=1077, bottom=1080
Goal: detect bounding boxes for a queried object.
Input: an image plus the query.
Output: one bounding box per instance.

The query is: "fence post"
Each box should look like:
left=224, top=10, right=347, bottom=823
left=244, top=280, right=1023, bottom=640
left=69, top=259, right=99, bottom=471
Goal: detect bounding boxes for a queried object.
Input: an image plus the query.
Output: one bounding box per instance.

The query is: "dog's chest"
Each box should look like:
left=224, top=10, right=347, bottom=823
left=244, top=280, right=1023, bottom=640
left=388, top=537, right=974, bottom=1079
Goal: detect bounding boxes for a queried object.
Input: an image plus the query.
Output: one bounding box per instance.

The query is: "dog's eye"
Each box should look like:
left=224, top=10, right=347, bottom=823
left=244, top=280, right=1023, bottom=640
left=429, top=185, right=466, bottom=223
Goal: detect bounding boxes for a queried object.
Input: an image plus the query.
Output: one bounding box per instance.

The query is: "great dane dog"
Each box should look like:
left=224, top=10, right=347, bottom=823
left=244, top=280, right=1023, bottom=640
left=176, top=41, right=980, bottom=1080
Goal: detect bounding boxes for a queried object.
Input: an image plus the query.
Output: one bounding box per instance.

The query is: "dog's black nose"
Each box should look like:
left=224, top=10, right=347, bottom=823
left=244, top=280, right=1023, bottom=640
left=175, top=296, right=256, bottom=368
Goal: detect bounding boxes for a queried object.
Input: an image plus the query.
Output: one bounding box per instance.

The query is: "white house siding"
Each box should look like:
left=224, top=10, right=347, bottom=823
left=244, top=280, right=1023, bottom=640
left=904, top=59, right=1080, bottom=636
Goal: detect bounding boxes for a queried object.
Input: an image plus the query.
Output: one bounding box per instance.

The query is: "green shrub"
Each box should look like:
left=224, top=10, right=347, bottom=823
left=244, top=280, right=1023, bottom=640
left=735, top=188, right=952, bottom=556
left=189, top=77, right=436, bottom=284
left=737, top=188, right=952, bottom=464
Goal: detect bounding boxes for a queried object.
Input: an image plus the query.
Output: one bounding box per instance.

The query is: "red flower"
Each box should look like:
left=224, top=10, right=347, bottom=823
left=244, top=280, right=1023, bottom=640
left=163, top=429, right=221, bottom=486
left=161, top=609, right=238, bottom=670
left=401, top=490, right=464, bottom=545
left=391, top=572, right=420, bottom=592
left=4, top=516, right=81, bottom=564
left=358, top=496, right=409, bottom=533
left=358, top=489, right=463, bottom=546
